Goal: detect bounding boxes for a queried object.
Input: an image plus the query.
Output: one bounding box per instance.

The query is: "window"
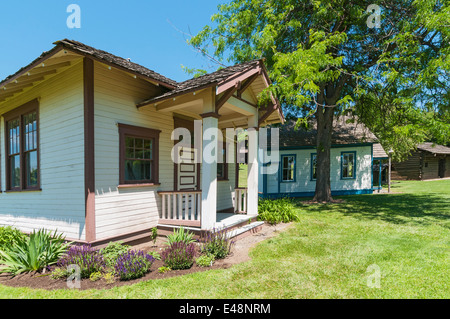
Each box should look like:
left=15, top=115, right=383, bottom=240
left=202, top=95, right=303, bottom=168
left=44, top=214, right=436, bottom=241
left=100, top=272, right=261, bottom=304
left=341, top=152, right=356, bottom=179
left=311, top=153, right=317, bottom=181
left=281, top=155, right=295, bottom=182
left=119, top=124, right=160, bottom=185
left=4, top=100, right=40, bottom=191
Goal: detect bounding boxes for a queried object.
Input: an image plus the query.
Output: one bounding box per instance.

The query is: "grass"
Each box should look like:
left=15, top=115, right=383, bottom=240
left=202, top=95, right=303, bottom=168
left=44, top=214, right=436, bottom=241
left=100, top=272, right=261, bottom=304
left=0, top=180, right=448, bottom=298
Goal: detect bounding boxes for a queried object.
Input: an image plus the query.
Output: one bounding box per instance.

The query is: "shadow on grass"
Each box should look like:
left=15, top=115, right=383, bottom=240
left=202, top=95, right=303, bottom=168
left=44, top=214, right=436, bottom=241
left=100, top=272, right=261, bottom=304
left=292, top=193, right=450, bottom=228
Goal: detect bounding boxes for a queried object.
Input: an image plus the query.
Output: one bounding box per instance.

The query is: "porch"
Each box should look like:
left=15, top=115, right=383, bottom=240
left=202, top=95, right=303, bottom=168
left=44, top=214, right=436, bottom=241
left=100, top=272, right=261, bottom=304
left=157, top=188, right=251, bottom=229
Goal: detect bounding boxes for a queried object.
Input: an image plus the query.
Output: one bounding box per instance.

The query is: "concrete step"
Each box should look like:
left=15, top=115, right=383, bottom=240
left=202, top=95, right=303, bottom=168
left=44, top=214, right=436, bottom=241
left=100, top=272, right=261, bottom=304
left=225, top=221, right=264, bottom=240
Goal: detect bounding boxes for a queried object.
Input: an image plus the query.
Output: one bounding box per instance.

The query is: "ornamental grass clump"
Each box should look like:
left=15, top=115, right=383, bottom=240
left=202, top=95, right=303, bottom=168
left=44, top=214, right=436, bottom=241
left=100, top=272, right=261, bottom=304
left=161, top=242, right=196, bottom=270
left=199, top=227, right=234, bottom=259
left=56, top=244, right=105, bottom=279
left=114, top=250, right=155, bottom=281
left=0, top=229, right=70, bottom=276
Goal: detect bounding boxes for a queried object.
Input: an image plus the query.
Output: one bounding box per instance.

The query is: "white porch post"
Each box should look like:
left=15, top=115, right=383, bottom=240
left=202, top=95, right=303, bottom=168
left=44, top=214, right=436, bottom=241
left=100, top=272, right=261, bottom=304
left=200, top=90, right=219, bottom=230
left=247, top=115, right=259, bottom=216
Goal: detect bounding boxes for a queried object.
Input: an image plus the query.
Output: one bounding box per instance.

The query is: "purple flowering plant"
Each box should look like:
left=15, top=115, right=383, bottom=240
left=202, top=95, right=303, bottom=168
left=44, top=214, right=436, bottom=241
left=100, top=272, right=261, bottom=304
left=56, top=244, right=105, bottom=279
left=161, top=242, right=196, bottom=270
left=114, top=249, right=155, bottom=281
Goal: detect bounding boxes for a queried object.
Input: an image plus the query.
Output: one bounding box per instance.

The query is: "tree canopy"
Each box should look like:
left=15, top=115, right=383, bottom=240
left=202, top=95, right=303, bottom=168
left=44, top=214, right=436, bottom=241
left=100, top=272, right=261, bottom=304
left=189, top=0, right=450, bottom=200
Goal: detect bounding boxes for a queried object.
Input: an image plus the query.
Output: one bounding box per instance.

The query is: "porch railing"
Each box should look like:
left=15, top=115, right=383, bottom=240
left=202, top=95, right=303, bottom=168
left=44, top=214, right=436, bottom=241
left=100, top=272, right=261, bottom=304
left=158, top=190, right=202, bottom=227
left=234, top=188, right=248, bottom=213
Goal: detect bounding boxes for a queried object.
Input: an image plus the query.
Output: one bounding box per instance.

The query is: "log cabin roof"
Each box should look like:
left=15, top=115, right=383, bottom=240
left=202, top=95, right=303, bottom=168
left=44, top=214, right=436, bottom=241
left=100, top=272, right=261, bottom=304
left=417, top=142, right=450, bottom=155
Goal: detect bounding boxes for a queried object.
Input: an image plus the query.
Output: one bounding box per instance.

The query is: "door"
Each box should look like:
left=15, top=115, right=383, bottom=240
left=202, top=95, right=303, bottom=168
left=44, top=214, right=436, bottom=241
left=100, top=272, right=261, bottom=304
left=438, top=158, right=446, bottom=178
left=177, top=147, right=198, bottom=191
left=176, top=147, right=199, bottom=220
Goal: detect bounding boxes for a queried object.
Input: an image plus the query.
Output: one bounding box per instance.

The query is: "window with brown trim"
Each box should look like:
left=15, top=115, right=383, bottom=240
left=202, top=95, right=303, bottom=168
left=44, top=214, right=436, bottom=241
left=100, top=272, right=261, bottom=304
left=3, top=99, right=40, bottom=191
left=118, top=124, right=160, bottom=185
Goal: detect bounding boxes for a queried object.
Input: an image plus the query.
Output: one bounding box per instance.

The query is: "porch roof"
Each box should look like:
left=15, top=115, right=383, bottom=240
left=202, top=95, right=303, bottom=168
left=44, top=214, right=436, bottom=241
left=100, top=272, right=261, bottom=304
left=137, top=59, right=285, bottom=128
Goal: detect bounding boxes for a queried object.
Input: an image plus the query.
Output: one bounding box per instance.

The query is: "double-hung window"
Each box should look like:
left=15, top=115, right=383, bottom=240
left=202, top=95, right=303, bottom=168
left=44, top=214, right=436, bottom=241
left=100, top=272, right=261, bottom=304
left=341, top=152, right=356, bottom=179
left=4, top=99, right=40, bottom=191
left=281, top=155, right=296, bottom=182
left=118, top=124, right=160, bottom=185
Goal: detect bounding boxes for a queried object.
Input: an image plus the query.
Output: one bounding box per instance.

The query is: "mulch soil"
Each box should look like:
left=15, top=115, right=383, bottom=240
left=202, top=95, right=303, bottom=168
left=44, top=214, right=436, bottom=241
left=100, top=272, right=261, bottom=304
left=0, top=222, right=291, bottom=291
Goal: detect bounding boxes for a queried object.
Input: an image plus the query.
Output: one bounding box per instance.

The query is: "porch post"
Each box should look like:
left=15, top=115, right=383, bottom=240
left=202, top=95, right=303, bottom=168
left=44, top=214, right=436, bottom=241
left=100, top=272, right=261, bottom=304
left=247, top=115, right=259, bottom=216
left=200, top=90, right=219, bottom=230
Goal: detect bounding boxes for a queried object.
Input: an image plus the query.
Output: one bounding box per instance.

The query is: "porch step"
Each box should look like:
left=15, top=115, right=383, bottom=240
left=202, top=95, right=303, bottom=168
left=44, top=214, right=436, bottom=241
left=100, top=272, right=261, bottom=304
left=225, top=221, right=264, bottom=240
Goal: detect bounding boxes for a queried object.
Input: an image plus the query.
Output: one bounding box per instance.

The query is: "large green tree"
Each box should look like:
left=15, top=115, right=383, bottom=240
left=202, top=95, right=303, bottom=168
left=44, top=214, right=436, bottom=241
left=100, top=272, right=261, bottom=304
left=189, top=0, right=450, bottom=202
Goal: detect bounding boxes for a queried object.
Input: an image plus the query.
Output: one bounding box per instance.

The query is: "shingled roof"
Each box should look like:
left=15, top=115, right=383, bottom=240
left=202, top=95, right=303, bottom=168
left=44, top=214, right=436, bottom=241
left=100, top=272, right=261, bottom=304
left=55, top=39, right=178, bottom=88
left=417, top=142, right=450, bottom=155
left=137, top=60, right=262, bottom=106
left=0, top=39, right=178, bottom=89
left=276, top=116, right=378, bottom=148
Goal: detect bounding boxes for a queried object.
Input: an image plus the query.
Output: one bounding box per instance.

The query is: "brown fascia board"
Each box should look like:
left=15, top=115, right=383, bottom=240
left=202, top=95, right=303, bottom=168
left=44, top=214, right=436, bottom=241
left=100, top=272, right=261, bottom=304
left=136, top=82, right=218, bottom=108
left=0, top=45, right=64, bottom=89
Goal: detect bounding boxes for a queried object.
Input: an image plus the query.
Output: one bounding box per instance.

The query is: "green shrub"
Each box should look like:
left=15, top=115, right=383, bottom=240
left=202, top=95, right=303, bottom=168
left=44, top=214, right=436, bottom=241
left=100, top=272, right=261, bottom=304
left=195, top=254, right=215, bottom=267
left=50, top=267, right=68, bottom=280
left=0, top=229, right=70, bottom=276
left=89, top=271, right=103, bottom=282
left=166, top=227, right=196, bottom=246
left=158, top=266, right=171, bottom=273
left=151, top=227, right=158, bottom=244
left=147, top=251, right=161, bottom=260
left=0, top=226, right=27, bottom=252
left=103, top=272, right=115, bottom=284
left=100, top=241, right=130, bottom=268
left=257, top=198, right=300, bottom=225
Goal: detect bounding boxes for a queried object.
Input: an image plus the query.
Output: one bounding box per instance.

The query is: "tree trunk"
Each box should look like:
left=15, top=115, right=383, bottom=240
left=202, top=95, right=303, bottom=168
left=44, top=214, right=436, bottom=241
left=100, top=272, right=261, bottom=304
left=313, top=103, right=335, bottom=203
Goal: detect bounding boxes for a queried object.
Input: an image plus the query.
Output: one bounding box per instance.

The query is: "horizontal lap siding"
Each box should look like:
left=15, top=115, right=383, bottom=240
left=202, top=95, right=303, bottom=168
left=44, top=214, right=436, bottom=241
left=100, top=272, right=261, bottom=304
left=94, top=62, right=173, bottom=240
left=217, top=162, right=236, bottom=211
left=0, top=61, right=86, bottom=240
left=265, top=146, right=372, bottom=195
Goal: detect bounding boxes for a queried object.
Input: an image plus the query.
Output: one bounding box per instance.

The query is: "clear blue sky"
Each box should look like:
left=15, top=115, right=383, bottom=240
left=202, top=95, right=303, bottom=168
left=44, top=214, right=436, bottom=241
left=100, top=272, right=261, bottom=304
left=0, top=0, right=227, bottom=83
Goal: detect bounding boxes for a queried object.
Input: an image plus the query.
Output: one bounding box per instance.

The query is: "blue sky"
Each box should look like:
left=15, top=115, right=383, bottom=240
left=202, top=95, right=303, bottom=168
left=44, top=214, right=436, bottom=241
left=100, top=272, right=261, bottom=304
left=0, top=0, right=227, bottom=83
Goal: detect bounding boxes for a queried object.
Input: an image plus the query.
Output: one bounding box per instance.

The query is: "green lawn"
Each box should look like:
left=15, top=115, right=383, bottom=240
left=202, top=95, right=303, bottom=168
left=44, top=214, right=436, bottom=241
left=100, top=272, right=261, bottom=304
left=1, top=180, right=448, bottom=298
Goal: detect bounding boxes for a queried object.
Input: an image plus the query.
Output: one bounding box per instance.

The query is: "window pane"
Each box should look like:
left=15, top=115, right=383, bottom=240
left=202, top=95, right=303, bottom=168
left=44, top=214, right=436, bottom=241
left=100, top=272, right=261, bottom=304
left=125, top=160, right=151, bottom=181
left=8, top=119, right=20, bottom=155
left=24, top=112, right=37, bottom=151
left=125, top=147, right=134, bottom=159
left=126, top=137, right=134, bottom=148
left=342, top=153, right=355, bottom=178
left=135, top=149, right=144, bottom=159
left=135, top=138, right=143, bottom=149
left=217, top=163, right=224, bottom=178
left=26, top=151, right=38, bottom=187
left=10, top=155, right=20, bottom=188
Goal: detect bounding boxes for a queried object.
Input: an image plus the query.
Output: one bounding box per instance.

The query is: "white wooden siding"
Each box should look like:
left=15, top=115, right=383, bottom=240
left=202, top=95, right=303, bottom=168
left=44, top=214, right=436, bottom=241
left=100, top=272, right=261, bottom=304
left=93, top=62, right=175, bottom=240
left=0, top=61, right=86, bottom=240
